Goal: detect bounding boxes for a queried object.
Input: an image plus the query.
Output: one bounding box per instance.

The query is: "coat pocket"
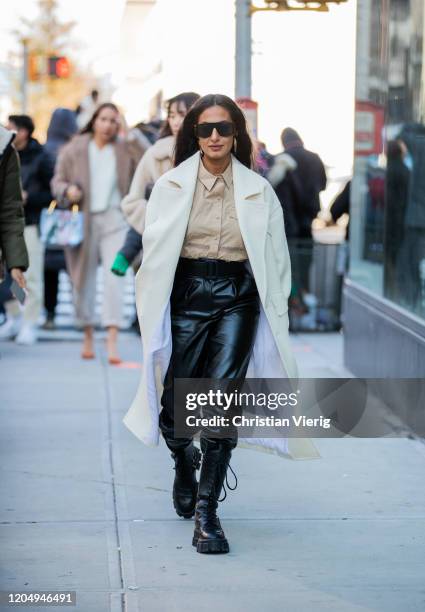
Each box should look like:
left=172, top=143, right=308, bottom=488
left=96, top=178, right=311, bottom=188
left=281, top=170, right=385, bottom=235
left=270, top=291, right=289, bottom=316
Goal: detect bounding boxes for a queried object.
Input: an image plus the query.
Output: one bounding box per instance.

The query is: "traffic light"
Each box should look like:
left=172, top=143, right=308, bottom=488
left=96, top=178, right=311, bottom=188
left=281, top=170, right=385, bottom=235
left=28, top=54, right=45, bottom=81
left=47, top=56, right=71, bottom=79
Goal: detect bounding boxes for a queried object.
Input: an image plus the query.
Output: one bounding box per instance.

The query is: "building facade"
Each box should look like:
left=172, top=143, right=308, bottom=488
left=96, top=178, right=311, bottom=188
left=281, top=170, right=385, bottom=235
left=344, top=0, right=425, bottom=376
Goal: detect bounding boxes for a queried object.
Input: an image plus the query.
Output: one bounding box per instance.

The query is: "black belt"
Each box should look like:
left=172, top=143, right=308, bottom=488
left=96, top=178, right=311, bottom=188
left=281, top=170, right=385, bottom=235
left=176, top=257, right=249, bottom=278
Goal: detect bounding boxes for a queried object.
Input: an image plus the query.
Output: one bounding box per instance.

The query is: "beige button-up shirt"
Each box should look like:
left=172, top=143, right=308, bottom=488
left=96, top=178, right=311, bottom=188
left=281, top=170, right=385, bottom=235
left=180, top=159, right=248, bottom=261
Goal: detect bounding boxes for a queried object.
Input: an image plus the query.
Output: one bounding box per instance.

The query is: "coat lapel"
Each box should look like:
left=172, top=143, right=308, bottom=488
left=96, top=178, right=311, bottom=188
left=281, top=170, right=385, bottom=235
left=232, top=156, right=269, bottom=302
left=160, top=151, right=200, bottom=245
left=136, top=152, right=200, bottom=342
left=159, top=151, right=201, bottom=251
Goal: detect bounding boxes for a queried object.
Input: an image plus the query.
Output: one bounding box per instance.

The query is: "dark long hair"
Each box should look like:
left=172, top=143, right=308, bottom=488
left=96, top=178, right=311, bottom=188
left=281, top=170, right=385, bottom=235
left=80, top=102, right=120, bottom=135
left=159, top=91, right=200, bottom=138
left=174, top=94, right=253, bottom=168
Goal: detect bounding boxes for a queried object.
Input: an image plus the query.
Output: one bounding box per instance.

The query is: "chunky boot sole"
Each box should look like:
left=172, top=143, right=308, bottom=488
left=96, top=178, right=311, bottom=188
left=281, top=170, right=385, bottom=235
left=193, top=536, right=229, bottom=554
left=174, top=504, right=196, bottom=520
left=172, top=447, right=201, bottom=519
left=192, top=530, right=229, bottom=553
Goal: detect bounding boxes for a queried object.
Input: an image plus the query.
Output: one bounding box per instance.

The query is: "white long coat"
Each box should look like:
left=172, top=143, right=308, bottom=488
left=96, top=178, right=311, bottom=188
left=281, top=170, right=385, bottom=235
left=123, top=152, right=319, bottom=460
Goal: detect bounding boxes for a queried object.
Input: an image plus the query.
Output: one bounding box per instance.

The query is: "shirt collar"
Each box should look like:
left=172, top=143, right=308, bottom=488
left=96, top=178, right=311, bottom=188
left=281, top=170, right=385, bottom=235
left=198, top=158, right=233, bottom=191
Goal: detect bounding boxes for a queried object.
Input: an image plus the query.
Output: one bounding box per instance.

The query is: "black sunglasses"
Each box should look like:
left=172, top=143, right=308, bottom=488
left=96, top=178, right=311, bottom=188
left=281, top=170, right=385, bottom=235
left=194, top=121, right=236, bottom=138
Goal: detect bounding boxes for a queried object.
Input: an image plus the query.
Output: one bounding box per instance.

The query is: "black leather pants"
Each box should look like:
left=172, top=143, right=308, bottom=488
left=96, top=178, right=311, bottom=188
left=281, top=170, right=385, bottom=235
left=159, top=257, right=260, bottom=452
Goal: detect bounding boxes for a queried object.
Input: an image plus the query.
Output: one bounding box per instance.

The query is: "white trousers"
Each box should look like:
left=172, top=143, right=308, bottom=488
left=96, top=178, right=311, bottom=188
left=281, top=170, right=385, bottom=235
left=74, top=207, right=127, bottom=328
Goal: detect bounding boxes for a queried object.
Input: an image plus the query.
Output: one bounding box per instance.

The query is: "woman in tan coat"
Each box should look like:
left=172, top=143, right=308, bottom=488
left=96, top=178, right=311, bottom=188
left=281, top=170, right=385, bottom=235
left=51, top=103, right=138, bottom=362
left=121, top=92, right=200, bottom=235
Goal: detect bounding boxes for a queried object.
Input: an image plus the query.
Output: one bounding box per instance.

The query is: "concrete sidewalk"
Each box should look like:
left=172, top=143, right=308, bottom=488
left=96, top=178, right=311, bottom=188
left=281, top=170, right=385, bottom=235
left=1, top=331, right=424, bottom=612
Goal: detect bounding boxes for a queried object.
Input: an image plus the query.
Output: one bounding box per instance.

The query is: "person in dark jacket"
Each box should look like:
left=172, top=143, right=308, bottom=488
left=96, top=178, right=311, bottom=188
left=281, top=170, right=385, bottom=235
left=6, top=115, right=54, bottom=344
left=383, top=140, right=411, bottom=303
left=43, top=108, right=78, bottom=329
left=0, top=126, right=28, bottom=334
left=396, top=124, right=425, bottom=315
left=273, top=127, right=327, bottom=301
left=278, top=127, right=327, bottom=238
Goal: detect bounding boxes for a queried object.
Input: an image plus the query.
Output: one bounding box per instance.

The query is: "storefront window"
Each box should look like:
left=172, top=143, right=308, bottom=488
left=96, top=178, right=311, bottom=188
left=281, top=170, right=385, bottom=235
left=350, top=0, right=425, bottom=320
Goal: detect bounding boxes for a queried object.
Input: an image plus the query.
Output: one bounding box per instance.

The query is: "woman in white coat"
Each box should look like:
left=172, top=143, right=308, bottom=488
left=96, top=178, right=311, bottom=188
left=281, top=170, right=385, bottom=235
left=123, top=94, right=303, bottom=555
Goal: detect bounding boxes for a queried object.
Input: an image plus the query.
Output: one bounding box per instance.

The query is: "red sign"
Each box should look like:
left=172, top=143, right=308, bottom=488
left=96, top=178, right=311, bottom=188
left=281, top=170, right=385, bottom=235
left=355, top=100, right=385, bottom=156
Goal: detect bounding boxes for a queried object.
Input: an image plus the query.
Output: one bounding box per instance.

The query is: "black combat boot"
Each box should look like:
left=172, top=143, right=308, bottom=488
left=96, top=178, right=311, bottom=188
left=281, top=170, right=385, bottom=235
left=192, top=439, right=236, bottom=554
left=171, top=443, right=202, bottom=519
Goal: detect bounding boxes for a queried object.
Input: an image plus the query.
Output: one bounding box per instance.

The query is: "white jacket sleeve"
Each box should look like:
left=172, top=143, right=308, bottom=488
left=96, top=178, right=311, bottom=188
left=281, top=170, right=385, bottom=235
left=120, top=150, right=154, bottom=234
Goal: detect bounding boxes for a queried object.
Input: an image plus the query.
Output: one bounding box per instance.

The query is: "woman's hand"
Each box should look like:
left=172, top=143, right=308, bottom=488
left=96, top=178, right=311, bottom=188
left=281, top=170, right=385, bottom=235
left=66, top=184, right=83, bottom=203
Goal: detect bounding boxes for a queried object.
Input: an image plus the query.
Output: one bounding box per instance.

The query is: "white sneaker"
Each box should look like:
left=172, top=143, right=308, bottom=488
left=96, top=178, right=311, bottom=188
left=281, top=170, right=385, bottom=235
left=0, top=316, right=22, bottom=340
left=16, top=323, right=38, bottom=345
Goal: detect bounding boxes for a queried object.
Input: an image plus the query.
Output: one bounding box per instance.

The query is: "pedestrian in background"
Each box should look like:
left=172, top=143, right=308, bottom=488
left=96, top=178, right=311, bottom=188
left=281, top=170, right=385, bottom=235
left=384, top=139, right=411, bottom=302
left=42, top=108, right=78, bottom=330
left=127, top=121, right=159, bottom=160
left=0, top=126, right=28, bottom=308
left=272, top=127, right=327, bottom=306
left=278, top=127, right=327, bottom=238
left=0, top=115, right=54, bottom=345
left=112, top=91, right=200, bottom=277
left=120, top=92, right=200, bottom=234
left=123, top=94, right=298, bottom=555
left=51, top=103, right=138, bottom=363
left=254, top=140, right=274, bottom=177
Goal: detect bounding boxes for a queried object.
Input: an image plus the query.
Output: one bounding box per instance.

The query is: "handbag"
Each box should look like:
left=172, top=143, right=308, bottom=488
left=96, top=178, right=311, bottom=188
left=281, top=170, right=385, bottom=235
left=40, top=200, right=84, bottom=249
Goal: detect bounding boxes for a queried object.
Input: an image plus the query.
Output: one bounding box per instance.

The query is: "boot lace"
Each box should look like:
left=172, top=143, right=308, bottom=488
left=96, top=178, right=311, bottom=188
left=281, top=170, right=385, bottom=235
left=218, top=461, right=238, bottom=502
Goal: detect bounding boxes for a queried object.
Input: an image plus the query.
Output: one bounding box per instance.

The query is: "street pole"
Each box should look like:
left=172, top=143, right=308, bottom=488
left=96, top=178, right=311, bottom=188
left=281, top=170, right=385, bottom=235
left=235, top=0, right=252, bottom=98
left=21, top=38, right=29, bottom=113
left=235, top=1, right=348, bottom=100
